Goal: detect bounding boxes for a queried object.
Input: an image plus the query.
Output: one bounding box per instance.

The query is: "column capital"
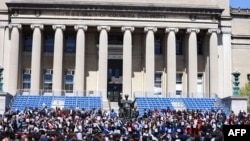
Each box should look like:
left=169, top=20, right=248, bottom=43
left=186, top=28, right=200, bottom=34
left=97, top=26, right=111, bottom=32
left=74, top=25, right=88, bottom=31
left=8, top=24, right=22, bottom=29
left=207, top=28, right=221, bottom=34
left=121, top=26, right=135, bottom=32
left=144, top=27, right=157, bottom=33
left=165, top=27, right=179, bottom=33
left=52, top=25, right=66, bottom=31
left=30, top=24, right=44, bottom=30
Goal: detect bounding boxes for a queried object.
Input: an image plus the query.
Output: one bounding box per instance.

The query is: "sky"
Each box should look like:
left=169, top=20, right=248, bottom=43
left=230, top=0, right=250, bottom=8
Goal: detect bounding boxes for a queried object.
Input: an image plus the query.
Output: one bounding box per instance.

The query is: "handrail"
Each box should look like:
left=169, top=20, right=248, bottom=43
left=133, top=91, right=217, bottom=98
left=15, top=89, right=102, bottom=97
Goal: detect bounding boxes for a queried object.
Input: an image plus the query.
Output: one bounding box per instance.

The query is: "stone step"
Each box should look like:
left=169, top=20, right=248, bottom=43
left=110, top=102, right=119, bottom=113
left=102, top=100, right=110, bottom=111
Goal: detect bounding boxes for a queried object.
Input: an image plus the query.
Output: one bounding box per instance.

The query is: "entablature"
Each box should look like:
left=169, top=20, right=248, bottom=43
left=6, top=2, right=224, bottom=22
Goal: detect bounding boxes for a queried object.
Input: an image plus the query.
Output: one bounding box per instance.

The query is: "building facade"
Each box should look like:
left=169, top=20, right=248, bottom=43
left=0, top=0, right=249, bottom=102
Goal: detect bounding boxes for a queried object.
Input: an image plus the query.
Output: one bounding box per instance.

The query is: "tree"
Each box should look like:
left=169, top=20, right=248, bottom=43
left=240, top=82, right=250, bottom=96
left=240, top=82, right=250, bottom=113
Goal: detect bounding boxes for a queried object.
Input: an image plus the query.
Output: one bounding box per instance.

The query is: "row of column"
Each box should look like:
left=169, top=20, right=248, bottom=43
left=8, top=24, right=220, bottom=98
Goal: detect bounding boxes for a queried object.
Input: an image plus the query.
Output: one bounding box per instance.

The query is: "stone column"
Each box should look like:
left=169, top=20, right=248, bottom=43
left=121, top=26, right=134, bottom=98
left=8, top=24, right=22, bottom=95
left=186, top=28, right=200, bottom=97
left=52, top=25, right=65, bottom=93
left=165, top=28, right=178, bottom=97
left=208, top=29, right=220, bottom=97
left=0, top=26, right=5, bottom=65
left=144, top=27, right=157, bottom=95
left=30, top=24, right=44, bottom=94
left=74, top=25, right=88, bottom=94
left=97, top=26, right=110, bottom=100
left=0, top=26, right=4, bottom=91
left=221, top=27, right=232, bottom=97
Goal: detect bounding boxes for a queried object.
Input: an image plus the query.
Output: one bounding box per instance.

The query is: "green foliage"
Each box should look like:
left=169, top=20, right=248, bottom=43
left=240, top=82, right=250, bottom=113
left=240, top=82, right=250, bottom=96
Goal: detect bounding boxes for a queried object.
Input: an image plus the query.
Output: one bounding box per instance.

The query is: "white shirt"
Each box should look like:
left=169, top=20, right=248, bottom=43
left=76, top=132, right=82, bottom=140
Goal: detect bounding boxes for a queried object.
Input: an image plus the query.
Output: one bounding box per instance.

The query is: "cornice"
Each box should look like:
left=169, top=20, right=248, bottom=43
left=220, top=16, right=232, bottom=20
left=6, top=2, right=224, bottom=16
left=231, top=8, right=250, bottom=18
left=232, top=35, right=250, bottom=39
left=0, top=10, right=8, bottom=14
left=231, top=8, right=250, bottom=15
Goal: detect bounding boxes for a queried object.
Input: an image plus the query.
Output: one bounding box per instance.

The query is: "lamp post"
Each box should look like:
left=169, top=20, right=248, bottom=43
left=232, top=70, right=240, bottom=96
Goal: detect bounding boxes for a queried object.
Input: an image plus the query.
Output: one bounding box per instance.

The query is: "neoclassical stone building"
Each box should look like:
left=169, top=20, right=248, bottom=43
left=0, top=0, right=249, bottom=103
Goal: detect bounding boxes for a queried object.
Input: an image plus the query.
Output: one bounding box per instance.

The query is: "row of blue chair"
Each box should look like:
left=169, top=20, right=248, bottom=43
left=136, top=97, right=223, bottom=114
left=11, top=95, right=102, bottom=111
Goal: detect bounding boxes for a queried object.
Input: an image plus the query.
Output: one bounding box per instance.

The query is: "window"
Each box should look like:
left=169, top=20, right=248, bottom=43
left=43, top=69, right=53, bottom=91
left=197, top=37, right=203, bottom=55
left=176, top=73, right=183, bottom=95
left=23, top=32, right=32, bottom=52
left=108, top=69, right=112, bottom=82
left=176, top=36, right=182, bottom=55
left=154, top=73, right=162, bottom=94
left=65, top=70, right=74, bottom=92
left=44, top=33, right=54, bottom=52
left=176, top=74, right=182, bottom=84
left=155, top=36, right=162, bottom=55
left=114, top=69, right=120, bottom=78
left=108, top=35, right=123, bottom=45
left=65, top=34, right=76, bottom=53
left=197, top=74, right=203, bottom=97
left=197, top=74, right=203, bottom=84
left=23, top=69, right=31, bottom=89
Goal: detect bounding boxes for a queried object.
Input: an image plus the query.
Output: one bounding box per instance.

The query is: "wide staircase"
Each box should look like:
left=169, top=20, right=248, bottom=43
left=136, top=97, right=224, bottom=115
left=10, top=95, right=226, bottom=116
left=11, top=95, right=102, bottom=111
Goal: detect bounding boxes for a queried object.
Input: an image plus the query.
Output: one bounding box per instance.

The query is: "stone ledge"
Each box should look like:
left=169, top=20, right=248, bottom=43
left=223, top=96, right=248, bottom=101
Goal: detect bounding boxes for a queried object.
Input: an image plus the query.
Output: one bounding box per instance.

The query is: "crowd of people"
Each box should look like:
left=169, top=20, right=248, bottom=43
left=0, top=104, right=249, bottom=141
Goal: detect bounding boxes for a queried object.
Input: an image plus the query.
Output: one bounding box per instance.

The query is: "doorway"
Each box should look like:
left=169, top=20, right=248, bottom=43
left=107, top=59, right=123, bottom=102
